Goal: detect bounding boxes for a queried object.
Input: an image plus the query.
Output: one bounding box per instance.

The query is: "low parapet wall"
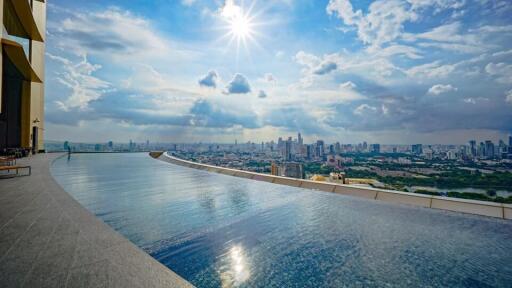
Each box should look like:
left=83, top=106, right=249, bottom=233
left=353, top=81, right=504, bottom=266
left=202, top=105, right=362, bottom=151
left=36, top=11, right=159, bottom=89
left=153, top=152, right=511, bottom=220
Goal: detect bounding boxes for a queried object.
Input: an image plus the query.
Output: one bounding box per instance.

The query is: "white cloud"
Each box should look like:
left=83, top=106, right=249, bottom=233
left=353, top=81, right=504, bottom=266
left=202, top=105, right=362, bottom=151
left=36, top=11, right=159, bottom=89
left=485, top=62, right=512, bottom=84
left=407, top=0, right=465, bottom=10
left=49, top=7, right=197, bottom=65
left=198, top=70, right=219, bottom=88
left=225, top=73, right=251, bottom=94
left=354, top=104, right=378, bottom=115
left=427, top=84, right=458, bottom=95
left=506, top=90, right=512, bottom=104
left=48, top=53, right=111, bottom=111
left=338, top=81, right=366, bottom=101
left=258, top=90, right=268, bottom=98
left=474, top=25, right=512, bottom=33
left=294, top=51, right=341, bottom=87
left=374, top=44, right=423, bottom=59
left=327, top=0, right=418, bottom=47
left=219, top=0, right=242, bottom=19
left=407, top=61, right=456, bottom=79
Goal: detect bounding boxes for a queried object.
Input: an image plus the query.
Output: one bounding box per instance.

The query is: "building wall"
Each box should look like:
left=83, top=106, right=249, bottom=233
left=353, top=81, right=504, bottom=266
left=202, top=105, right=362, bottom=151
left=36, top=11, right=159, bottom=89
left=1, top=0, right=46, bottom=152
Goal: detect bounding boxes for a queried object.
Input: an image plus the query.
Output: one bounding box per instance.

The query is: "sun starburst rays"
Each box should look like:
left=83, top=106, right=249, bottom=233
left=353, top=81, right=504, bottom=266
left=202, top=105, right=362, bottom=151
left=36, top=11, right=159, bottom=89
left=217, top=1, right=266, bottom=64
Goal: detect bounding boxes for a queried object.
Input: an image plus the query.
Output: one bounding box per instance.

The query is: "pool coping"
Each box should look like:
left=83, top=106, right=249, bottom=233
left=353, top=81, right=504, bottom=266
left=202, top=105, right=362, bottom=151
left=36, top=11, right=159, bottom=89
left=154, top=152, right=511, bottom=220
left=0, top=153, right=194, bottom=288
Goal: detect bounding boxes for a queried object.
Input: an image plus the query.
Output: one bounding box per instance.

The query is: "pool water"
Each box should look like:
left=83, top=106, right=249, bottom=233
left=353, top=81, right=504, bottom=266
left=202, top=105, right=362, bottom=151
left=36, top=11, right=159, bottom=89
left=51, top=153, right=512, bottom=287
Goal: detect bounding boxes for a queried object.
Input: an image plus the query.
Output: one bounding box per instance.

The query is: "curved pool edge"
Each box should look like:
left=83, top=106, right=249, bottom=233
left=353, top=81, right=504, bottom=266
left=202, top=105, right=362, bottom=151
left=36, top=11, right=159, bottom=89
left=0, top=153, right=194, bottom=288
left=152, top=151, right=511, bottom=220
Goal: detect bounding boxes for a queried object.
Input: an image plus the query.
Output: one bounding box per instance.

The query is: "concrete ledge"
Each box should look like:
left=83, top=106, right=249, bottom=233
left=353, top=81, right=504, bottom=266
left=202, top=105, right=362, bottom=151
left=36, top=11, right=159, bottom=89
left=157, top=153, right=510, bottom=220
left=334, top=185, right=378, bottom=199
left=376, top=190, right=432, bottom=208
left=504, top=204, right=512, bottom=220
left=252, top=174, right=275, bottom=183
left=299, top=180, right=336, bottom=192
left=431, top=197, right=503, bottom=218
left=234, top=171, right=256, bottom=179
left=273, top=176, right=303, bottom=187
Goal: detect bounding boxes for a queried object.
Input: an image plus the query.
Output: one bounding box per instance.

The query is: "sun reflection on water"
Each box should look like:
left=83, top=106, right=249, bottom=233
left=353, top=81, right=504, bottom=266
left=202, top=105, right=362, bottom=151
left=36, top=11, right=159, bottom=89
left=219, top=245, right=251, bottom=287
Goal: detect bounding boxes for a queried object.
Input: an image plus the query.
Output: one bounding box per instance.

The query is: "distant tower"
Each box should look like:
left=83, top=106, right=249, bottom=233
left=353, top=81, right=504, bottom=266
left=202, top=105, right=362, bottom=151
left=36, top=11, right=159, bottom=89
left=298, top=132, right=303, bottom=146
left=469, top=140, right=477, bottom=157
left=284, top=139, right=292, bottom=161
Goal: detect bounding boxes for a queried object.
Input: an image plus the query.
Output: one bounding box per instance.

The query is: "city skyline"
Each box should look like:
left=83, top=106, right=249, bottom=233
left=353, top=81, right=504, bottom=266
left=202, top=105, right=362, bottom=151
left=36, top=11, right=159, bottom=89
left=45, top=0, right=512, bottom=144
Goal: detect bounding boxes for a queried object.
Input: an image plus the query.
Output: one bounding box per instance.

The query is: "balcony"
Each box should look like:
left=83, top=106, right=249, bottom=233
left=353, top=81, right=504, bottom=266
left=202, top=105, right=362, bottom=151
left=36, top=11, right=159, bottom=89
left=1, top=38, right=42, bottom=83
left=4, top=0, right=44, bottom=42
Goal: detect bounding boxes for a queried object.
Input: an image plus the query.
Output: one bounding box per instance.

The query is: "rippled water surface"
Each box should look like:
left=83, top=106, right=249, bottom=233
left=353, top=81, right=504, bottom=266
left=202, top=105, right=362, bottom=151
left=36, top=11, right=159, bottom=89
left=51, top=153, right=512, bottom=287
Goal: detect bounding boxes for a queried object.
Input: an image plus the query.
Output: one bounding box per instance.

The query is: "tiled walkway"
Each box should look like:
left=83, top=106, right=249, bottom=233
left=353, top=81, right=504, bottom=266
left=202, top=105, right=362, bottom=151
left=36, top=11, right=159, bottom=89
left=0, top=153, right=193, bottom=288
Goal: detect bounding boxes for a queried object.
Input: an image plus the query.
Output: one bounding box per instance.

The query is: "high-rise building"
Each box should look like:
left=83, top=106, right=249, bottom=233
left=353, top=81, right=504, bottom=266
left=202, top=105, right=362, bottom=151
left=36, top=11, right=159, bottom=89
left=328, top=144, right=335, bottom=154
left=283, top=139, right=292, bottom=161
left=485, top=140, right=495, bottom=158
left=469, top=140, right=477, bottom=157
left=411, top=144, right=423, bottom=155
left=306, top=144, right=312, bottom=160
left=297, top=132, right=303, bottom=146
left=369, top=144, right=380, bottom=153
left=316, top=140, right=324, bottom=158
left=0, top=0, right=46, bottom=153
left=478, top=142, right=485, bottom=158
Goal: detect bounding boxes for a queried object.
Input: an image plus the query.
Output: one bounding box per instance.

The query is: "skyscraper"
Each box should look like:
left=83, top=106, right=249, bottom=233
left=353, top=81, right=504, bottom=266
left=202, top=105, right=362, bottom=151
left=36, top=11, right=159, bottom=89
left=298, top=132, right=303, bottom=146
left=412, top=144, right=423, bottom=155
left=469, top=140, right=477, bottom=157
left=306, top=144, right=312, bottom=160
left=485, top=140, right=495, bottom=158
left=316, top=140, right=324, bottom=158
left=369, top=144, right=381, bottom=153
left=284, top=139, right=292, bottom=161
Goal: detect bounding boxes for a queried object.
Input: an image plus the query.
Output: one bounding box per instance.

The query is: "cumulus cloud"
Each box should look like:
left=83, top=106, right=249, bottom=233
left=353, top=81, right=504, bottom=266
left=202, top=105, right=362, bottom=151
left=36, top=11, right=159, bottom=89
left=313, top=61, right=338, bottom=75
left=198, top=70, right=219, bottom=88
left=485, top=62, right=512, bottom=84
left=327, top=0, right=419, bottom=47
left=51, top=8, right=168, bottom=59
left=225, top=73, right=251, bottom=94
left=427, top=84, right=458, bottom=95
left=258, top=90, right=268, bottom=98
left=295, top=51, right=341, bottom=86
left=48, top=53, right=111, bottom=111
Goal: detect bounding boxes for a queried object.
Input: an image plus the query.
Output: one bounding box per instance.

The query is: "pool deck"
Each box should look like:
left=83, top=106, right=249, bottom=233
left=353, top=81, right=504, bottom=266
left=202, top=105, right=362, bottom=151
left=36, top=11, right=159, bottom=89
left=0, top=153, right=193, bottom=288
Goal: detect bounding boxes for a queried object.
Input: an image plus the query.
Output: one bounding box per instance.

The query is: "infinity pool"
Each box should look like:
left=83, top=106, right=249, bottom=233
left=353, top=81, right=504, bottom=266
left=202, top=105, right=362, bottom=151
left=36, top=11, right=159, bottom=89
left=51, top=153, right=512, bottom=287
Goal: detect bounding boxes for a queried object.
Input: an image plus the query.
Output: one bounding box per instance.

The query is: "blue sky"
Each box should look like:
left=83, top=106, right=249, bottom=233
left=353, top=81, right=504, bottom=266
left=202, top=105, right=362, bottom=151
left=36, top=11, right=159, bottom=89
left=45, top=0, right=512, bottom=144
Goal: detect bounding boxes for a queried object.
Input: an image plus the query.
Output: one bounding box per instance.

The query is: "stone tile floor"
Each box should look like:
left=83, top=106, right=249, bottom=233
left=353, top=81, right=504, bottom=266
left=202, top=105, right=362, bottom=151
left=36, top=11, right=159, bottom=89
left=0, top=153, right=193, bottom=288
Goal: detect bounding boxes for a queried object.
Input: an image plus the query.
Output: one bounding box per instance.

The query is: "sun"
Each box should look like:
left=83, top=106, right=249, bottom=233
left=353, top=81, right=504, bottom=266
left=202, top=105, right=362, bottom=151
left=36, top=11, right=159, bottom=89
left=217, top=1, right=264, bottom=60
left=230, top=14, right=252, bottom=40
